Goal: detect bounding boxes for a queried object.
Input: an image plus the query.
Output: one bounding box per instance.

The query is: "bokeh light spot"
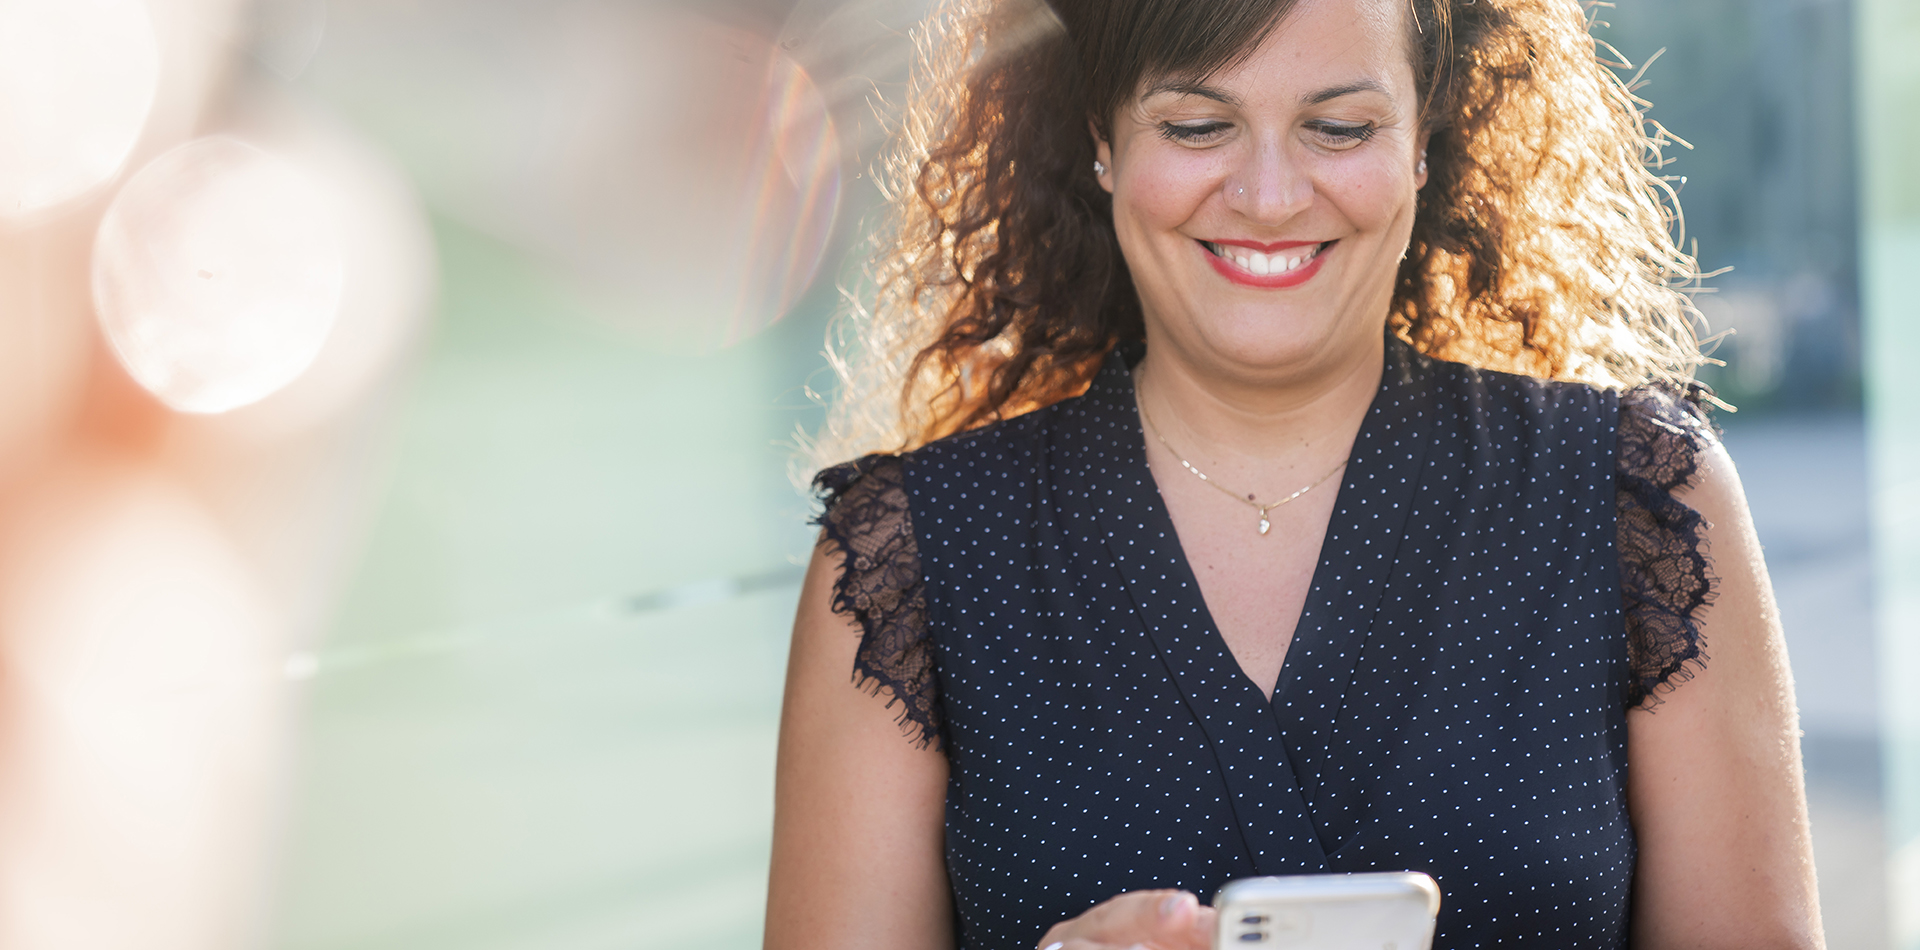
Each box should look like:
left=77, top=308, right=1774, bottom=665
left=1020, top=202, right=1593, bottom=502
left=0, top=0, right=160, bottom=218
left=725, top=51, right=842, bottom=347
left=92, top=137, right=345, bottom=415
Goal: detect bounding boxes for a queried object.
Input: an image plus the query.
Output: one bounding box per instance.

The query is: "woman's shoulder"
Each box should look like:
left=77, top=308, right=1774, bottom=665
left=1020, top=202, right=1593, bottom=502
left=812, top=455, right=916, bottom=585
left=1400, top=348, right=1621, bottom=450
left=815, top=452, right=908, bottom=511
left=1617, top=380, right=1722, bottom=464
left=909, top=395, right=1084, bottom=466
left=1416, top=361, right=1727, bottom=710
left=810, top=453, right=942, bottom=748
left=1411, top=344, right=1719, bottom=450
left=1393, top=338, right=1600, bottom=403
left=1611, top=380, right=1724, bottom=708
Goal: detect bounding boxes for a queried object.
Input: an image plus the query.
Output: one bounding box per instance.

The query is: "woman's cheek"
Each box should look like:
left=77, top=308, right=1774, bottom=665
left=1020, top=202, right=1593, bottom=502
left=1320, top=153, right=1417, bottom=228
left=1122, top=151, right=1222, bottom=226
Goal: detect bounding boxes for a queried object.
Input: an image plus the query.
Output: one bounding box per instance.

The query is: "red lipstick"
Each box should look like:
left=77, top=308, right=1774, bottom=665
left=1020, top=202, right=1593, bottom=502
left=1208, top=238, right=1322, bottom=253
left=1200, top=239, right=1333, bottom=289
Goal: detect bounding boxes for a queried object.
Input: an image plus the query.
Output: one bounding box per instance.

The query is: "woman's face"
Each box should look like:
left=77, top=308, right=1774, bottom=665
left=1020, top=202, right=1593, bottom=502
left=1095, top=0, right=1427, bottom=382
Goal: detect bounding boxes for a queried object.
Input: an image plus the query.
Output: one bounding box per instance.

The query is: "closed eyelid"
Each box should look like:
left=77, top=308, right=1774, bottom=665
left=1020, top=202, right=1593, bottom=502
left=1309, top=121, right=1377, bottom=143
left=1157, top=119, right=1233, bottom=142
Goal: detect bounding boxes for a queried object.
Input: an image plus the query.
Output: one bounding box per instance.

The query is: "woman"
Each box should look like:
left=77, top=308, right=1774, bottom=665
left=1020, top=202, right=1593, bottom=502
left=767, top=0, right=1821, bottom=947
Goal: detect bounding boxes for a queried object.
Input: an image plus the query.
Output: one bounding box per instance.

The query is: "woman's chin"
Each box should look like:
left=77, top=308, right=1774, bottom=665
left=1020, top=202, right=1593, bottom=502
left=1174, top=313, right=1377, bottom=380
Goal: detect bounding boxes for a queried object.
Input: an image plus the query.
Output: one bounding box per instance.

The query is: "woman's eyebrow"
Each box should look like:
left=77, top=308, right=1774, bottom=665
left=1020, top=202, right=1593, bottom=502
left=1141, top=79, right=1242, bottom=107
left=1303, top=78, right=1391, bottom=105
left=1142, top=77, right=1392, bottom=107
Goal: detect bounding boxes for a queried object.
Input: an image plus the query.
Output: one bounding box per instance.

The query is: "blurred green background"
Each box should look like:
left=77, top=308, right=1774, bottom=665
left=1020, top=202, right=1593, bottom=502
left=267, top=219, right=819, bottom=949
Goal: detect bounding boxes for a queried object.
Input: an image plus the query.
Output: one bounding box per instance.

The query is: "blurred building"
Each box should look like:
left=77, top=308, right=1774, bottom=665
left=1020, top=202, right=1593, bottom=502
left=1595, top=0, right=1861, bottom=410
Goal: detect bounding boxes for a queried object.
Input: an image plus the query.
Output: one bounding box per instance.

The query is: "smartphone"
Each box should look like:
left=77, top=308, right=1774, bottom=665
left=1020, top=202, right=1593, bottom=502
left=1211, top=871, right=1441, bottom=949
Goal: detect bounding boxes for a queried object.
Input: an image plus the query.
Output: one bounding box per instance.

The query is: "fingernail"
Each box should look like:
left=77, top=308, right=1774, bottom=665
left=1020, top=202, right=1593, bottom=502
left=1042, top=944, right=1064, bottom=950
left=1160, top=893, right=1185, bottom=918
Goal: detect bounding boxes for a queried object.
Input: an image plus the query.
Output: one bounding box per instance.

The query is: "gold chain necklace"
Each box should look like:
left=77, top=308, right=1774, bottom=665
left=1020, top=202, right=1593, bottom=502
left=1138, top=399, right=1348, bottom=536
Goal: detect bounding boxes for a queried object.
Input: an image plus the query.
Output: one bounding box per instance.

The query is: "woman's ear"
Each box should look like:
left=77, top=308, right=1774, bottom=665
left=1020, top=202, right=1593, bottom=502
left=1090, top=120, right=1115, bottom=195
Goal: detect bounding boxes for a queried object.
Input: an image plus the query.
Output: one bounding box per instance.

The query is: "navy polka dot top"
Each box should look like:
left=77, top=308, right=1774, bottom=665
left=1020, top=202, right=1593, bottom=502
left=814, top=336, right=1717, bottom=950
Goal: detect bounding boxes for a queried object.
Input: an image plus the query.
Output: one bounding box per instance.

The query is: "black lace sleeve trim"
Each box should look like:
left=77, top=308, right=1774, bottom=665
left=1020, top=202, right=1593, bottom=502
left=1616, top=384, right=1721, bottom=709
left=812, top=455, right=943, bottom=749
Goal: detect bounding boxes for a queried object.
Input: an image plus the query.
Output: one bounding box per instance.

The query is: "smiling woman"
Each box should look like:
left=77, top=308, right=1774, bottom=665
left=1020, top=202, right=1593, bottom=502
left=1097, top=11, right=1423, bottom=383
left=768, top=0, right=1822, bottom=948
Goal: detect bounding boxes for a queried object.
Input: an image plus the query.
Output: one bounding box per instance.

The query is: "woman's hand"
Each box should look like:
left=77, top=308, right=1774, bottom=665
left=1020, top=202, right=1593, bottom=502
left=1037, top=890, right=1214, bottom=950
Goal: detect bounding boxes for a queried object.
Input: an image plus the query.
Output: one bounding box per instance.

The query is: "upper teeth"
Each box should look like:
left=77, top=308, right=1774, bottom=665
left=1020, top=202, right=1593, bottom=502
left=1209, top=242, right=1320, bottom=276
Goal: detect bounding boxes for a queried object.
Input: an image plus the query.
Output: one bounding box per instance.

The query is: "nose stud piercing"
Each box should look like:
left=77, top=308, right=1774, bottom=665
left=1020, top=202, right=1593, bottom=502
left=1093, top=160, right=1105, bottom=176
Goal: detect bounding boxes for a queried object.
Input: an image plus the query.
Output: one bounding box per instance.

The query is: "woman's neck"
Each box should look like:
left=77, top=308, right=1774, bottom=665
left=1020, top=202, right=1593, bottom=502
left=1131, top=330, right=1384, bottom=482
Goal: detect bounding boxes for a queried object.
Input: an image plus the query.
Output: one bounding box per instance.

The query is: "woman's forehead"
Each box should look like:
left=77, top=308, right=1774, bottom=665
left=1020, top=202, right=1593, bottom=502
left=1131, top=0, right=1416, bottom=102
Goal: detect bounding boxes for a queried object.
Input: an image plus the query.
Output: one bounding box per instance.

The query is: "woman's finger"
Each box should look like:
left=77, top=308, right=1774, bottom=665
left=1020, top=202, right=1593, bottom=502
left=1039, top=889, right=1211, bottom=950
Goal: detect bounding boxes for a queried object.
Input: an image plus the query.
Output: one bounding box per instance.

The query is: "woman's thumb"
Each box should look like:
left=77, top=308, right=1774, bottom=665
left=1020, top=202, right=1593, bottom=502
left=1153, top=891, right=1211, bottom=949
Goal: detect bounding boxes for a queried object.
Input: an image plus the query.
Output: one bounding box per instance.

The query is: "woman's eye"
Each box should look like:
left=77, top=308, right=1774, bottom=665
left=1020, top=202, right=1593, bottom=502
left=1309, top=122, right=1378, bottom=146
left=1158, top=121, right=1230, bottom=143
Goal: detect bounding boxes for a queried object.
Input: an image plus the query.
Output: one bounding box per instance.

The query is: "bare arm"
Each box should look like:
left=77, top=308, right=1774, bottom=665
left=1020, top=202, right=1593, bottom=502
left=765, top=538, right=953, bottom=950
left=1626, top=441, right=1823, bottom=950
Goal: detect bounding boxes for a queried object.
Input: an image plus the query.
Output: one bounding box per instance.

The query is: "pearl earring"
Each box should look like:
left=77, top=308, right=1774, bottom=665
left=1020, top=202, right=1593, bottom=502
left=1418, top=150, right=1428, bottom=174
left=1093, top=160, right=1105, bottom=176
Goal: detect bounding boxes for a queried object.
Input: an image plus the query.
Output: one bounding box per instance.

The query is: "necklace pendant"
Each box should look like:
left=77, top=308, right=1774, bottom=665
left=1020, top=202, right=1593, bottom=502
left=1258, top=515, right=1271, bottom=536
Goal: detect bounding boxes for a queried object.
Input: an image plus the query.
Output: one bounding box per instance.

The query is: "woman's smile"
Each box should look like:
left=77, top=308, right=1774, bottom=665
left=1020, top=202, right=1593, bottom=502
left=1199, top=238, right=1334, bottom=288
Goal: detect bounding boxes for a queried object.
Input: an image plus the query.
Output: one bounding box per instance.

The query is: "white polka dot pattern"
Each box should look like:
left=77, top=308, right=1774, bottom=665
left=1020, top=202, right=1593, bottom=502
left=903, top=339, right=1634, bottom=949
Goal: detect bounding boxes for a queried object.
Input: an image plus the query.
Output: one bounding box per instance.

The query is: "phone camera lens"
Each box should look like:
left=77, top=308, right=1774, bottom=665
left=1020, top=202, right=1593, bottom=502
left=1237, top=931, right=1267, bottom=942
left=1241, top=915, right=1269, bottom=925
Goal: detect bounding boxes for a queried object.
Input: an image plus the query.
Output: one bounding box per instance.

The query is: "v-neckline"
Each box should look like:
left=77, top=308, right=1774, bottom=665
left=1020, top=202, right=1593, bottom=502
left=1096, top=340, right=1431, bottom=701
left=1128, top=357, right=1376, bottom=701
left=1061, top=336, right=1436, bottom=861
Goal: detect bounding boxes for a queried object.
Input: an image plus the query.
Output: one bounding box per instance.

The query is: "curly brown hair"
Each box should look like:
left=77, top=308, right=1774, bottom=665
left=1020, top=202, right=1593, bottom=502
left=805, top=0, right=1704, bottom=471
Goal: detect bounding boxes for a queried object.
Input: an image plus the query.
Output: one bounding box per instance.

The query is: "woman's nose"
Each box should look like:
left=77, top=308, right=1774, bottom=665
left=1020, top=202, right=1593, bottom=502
left=1223, top=141, right=1313, bottom=223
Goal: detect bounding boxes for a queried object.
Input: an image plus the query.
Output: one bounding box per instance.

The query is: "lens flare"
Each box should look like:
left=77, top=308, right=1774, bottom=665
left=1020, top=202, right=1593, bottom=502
left=227, top=119, right=434, bottom=434
left=0, top=464, right=282, bottom=950
left=92, top=137, right=345, bottom=415
left=0, top=0, right=161, bottom=218
left=723, top=51, right=842, bottom=347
